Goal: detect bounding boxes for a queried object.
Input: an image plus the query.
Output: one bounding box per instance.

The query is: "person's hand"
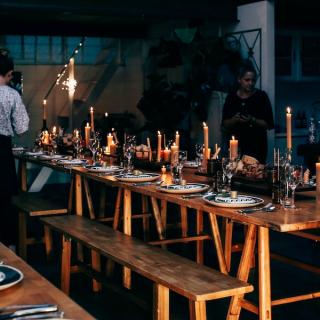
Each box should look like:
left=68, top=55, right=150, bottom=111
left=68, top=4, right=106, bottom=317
left=233, top=112, right=249, bottom=124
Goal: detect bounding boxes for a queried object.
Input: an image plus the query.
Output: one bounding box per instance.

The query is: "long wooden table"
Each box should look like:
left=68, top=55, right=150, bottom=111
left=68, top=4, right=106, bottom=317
left=0, top=242, right=95, bottom=319
left=15, top=154, right=320, bottom=320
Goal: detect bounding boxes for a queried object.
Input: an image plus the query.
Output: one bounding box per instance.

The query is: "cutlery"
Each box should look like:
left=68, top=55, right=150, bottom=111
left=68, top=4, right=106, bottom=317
left=238, top=202, right=273, bottom=214
left=0, top=305, right=58, bottom=319
left=9, top=311, right=64, bottom=319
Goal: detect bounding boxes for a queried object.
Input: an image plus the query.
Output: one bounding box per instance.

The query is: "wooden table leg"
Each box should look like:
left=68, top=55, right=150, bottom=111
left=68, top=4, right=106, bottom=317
left=18, top=159, right=27, bottom=192
left=180, top=206, right=188, bottom=237
left=189, top=300, right=206, bottom=320
left=83, top=178, right=95, bottom=220
left=153, top=283, right=169, bottom=320
left=208, top=212, right=228, bottom=274
left=224, top=218, right=233, bottom=272
left=160, top=199, right=167, bottom=237
left=150, top=197, right=166, bottom=248
left=142, top=195, right=150, bottom=241
left=227, top=224, right=257, bottom=320
left=196, top=210, right=204, bottom=264
left=74, top=174, right=83, bottom=262
left=258, top=226, right=272, bottom=320
left=67, top=176, right=74, bottom=213
left=123, top=189, right=132, bottom=289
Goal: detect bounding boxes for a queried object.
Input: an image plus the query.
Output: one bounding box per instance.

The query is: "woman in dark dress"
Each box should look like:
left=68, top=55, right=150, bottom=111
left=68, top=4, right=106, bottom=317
left=221, top=61, right=274, bottom=163
left=0, top=49, right=29, bottom=246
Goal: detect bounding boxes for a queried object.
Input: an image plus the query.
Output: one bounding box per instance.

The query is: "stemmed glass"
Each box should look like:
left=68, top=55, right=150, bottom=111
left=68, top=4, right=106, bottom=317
left=88, top=131, right=98, bottom=164
left=50, top=131, right=58, bottom=155
left=123, top=135, right=136, bottom=173
left=222, top=157, right=238, bottom=192
left=195, top=144, right=204, bottom=171
left=72, top=129, right=82, bottom=159
left=287, top=165, right=303, bottom=209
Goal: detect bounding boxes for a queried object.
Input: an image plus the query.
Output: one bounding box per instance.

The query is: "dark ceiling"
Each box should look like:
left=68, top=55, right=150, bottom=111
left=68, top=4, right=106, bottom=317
left=1, top=1, right=320, bottom=37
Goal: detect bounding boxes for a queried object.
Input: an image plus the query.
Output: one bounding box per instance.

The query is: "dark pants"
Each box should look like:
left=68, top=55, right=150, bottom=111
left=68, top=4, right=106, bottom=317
left=0, top=195, right=18, bottom=246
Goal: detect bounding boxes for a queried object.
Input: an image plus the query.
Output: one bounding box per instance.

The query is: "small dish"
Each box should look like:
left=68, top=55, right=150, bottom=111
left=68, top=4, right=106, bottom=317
left=0, top=265, right=23, bottom=291
left=158, top=183, right=210, bottom=194
left=114, top=173, right=160, bottom=183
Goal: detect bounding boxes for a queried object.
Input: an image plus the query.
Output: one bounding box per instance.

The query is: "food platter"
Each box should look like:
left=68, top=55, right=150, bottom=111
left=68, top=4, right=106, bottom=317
left=203, top=193, right=264, bottom=208
left=114, top=173, right=160, bottom=183
left=158, top=183, right=210, bottom=194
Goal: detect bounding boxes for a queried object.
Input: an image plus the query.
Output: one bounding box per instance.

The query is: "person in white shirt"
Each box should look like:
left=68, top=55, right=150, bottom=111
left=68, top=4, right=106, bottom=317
left=0, top=48, right=29, bottom=247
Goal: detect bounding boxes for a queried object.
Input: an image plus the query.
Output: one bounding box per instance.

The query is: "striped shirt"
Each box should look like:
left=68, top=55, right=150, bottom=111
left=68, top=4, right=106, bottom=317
left=0, top=85, right=29, bottom=136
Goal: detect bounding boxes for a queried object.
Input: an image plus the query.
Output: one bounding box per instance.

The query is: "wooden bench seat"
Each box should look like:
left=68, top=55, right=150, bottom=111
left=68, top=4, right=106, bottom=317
left=41, top=215, right=253, bottom=320
left=12, top=191, right=68, bottom=260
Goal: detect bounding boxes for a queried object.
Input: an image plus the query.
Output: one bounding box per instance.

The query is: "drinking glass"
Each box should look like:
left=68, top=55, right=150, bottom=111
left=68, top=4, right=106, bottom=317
left=195, top=144, right=204, bottom=172
left=222, top=157, right=238, bottom=191
left=50, top=132, right=58, bottom=155
left=72, top=130, right=82, bottom=159
left=123, top=135, right=136, bottom=173
left=287, top=165, right=303, bottom=209
left=88, top=132, right=98, bottom=164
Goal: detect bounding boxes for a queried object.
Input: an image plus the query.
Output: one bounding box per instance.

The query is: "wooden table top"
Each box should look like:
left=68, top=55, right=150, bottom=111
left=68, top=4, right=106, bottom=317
left=0, top=243, right=95, bottom=319
left=14, top=154, right=320, bottom=232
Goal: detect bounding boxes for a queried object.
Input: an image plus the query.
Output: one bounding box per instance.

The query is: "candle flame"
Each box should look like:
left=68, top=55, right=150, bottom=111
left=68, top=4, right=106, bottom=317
left=158, top=130, right=161, bottom=135
left=105, top=112, right=108, bottom=117
left=232, top=136, right=235, bottom=140
left=43, top=99, right=47, bottom=106
left=90, top=106, right=93, bottom=112
left=108, top=133, right=112, bottom=136
left=176, top=131, right=179, bottom=135
left=86, top=122, right=90, bottom=127
left=287, top=107, right=291, bottom=114
left=203, top=122, right=207, bottom=127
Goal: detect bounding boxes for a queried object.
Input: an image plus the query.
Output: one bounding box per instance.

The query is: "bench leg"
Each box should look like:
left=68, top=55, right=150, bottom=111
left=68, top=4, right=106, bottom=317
left=91, top=251, right=102, bottom=292
left=160, top=199, right=167, bottom=238
left=61, top=235, right=72, bottom=295
left=196, top=210, right=204, bottom=264
left=44, top=225, right=53, bottom=261
left=189, top=301, right=206, bottom=320
left=180, top=206, right=188, bottom=238
left=123, top=189, right=132, bottom=289
left=18, top=211, right=27, bottom=260
left=223, top=218, right=233, bottom=273
left=153, top=283, right=169, bottom=320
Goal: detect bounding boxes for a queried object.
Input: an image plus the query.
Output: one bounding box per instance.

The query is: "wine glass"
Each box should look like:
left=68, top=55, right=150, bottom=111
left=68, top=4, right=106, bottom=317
left=88, top=131, right=98, bottom=164
left=72, top=129, right=82, bottom=159
left=50, top=131, right=58, bottom=155
left=222, top=157, right=238, bottom=192
left=287, top=165, right=303, bottom=209
left=123, top=135, right=136, bottom=173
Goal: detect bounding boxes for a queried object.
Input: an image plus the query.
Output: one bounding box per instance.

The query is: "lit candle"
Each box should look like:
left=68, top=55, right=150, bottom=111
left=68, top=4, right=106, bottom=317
left=85, top=122, right=91, bottom=147
left=203, top=122, right=209, bottom=159
left=175, top=131, right=180, bottom=148
left=42, top=99, right=47, bottom=120
left=157, top=131, right=162, bottom=162
left=107, top=133, right=113, bottom=148
left=110, top=141, right=116, bottom=154
left=74, top=129, right=79, bottom=138
left=286, top=107, right=292, bottom=150
left=229, top=136, right=238, bottom=159
left=90, top=106, right=95, bottom=132
left=161, top=165, right=166, bottom=174
left=52, top=126, right=56, bottom=135
left=163, top=147, right=171, bottom=162
left=170, top=143, right=178, bottom=164
left=43, top=130, right=50, bottom=144
left=317, top=163, right=320, bottom=202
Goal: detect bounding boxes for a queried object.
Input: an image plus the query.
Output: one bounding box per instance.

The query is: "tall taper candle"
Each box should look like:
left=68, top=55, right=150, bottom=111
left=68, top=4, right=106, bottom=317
left=42, top=99, right=47, bottom=120
left=175, top=131, right=180, bottom=148
left=85, top=122, right=91, bottom=147
left=90, top=106, right=95, bottom=132
left=316, top=162, right=320, bottom=202
left=286, top=107, right=292, bottom=150
left=229, top=136, right=238, bottom=159
left=157, top=131, right=162, bottom=162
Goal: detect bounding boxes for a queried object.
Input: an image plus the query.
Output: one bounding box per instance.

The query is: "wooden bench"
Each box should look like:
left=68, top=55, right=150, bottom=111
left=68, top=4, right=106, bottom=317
left=0, top=242, right=94, bottom=319
left=12, top=191, right=68, bottom=260
left=41, top=215, right=253, bottom=320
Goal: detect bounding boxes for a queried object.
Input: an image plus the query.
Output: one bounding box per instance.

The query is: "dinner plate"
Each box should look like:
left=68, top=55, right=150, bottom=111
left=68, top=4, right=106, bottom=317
left=38, top=154, right=66, bottom=160
left=57, top=159, right=87, bottom=166
left=158, top=183, right=210, bottom=194
left=86, top=165, right=123, bottom=173
left=0, top=265, right=23, bottom=291
left=24, top=151, right=44, bottom=156
left=203, top=194, right=264, bottom=208
left=114, top=173, right=160, bottom=183
left=183, top=161, right=198, bottom=168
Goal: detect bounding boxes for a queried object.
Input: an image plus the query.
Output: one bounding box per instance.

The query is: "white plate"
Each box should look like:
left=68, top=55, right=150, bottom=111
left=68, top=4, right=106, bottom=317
left=86, top=166, right=123, bottom=173
left=12, top=147, right=26, bottom=151
left=114, top=173, right=160, bottom=183
left=203, top=194, right=264, bottom=208
left=57, top=159, right=87, bottom=166
left=0, top=265, right=23, bottom=291
left=24, top=151, right=44, bottom=156
left=38, top=154, right=66, bottom=160
left=158, top=183, right=210, bottom=194
left=183, top=161, right=198, bottom=168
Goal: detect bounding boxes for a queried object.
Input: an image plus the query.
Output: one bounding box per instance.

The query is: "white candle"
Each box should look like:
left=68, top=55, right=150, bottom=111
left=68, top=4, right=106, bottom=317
left=163, top=147, right=171, bottom=162
left=107, top=133, right=113, bottom=148
left=286, top=107, right=292, bottom=150
left=90, top=106, right=94, bottom=132
left=175, top=131, right=180, bottom=148
left=171, top=143, right=178, bottom=164
left=42, top=99, right=47, bottom=120
left=157, top=131, right=162, bottom=162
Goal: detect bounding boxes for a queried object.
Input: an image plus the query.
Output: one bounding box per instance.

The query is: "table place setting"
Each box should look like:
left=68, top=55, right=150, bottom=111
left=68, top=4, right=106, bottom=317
left=114, top=172, right=161, bottom=183
left=0, top=264, right=23, bottom=291
left=158, top=183, right=210, bottom=194
left=202, top=193, right=264, bottom=208
left=84, top=165, right=123, bottom=175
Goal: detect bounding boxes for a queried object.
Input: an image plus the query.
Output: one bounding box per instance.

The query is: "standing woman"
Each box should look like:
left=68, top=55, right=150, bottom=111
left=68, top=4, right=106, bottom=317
left=0, top=48, right=29, bottom=246
left=221, top=61, right=274, bottom=163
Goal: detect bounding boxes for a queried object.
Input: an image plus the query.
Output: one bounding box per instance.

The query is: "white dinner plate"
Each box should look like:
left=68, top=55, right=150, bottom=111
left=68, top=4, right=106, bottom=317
left=57, top=159, right=87, bottom=166
left=114, top=173, right=160, bottom=183
left=24, top=151, right=44, bottom=156
left=38, top=154, right=66, bottom=160
left=0, top=265, right=23, bottom=291
left=203, top=194, right=264, bottom=208
left=158, top=183, right=210, bottom=194
left=86, top=166, right=123, bottom=173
